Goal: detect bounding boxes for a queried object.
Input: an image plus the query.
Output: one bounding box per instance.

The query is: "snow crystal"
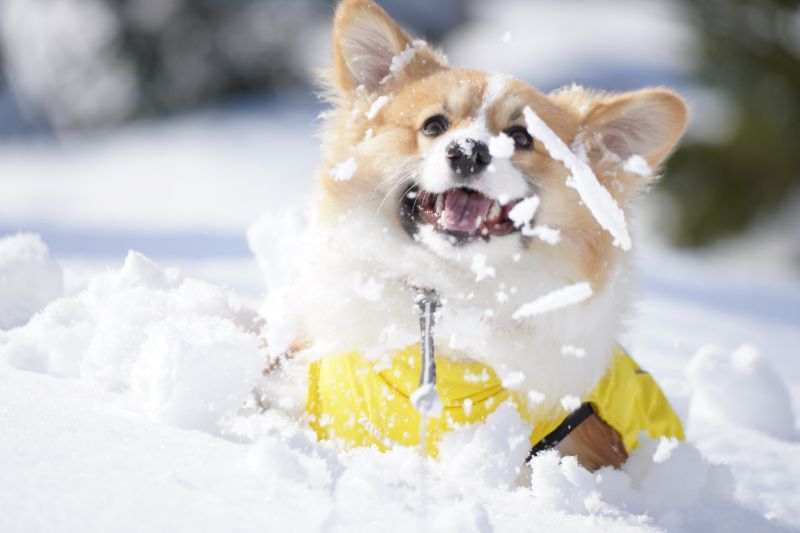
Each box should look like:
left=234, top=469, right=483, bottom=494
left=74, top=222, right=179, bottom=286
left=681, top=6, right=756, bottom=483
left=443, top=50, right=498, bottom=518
left=488, top=133, right=515, bottom=158
left=623, top=154, right=652, bottom=177
left=333, top=157, right=358, bottom=181
left=508, top=195, right=540, bottom=228
left=512, top=282, right=593, bottom=320
left=365, top=95, right=390, bottom=120
left=523, top=106, right=631, bottom=250
left=560, top=395, right=581, bottom=411
left=561, top=344, right=586, bottom=359
left=470, top=253, right=496, bottom=282
left=0, top=233, right=63, bottom=330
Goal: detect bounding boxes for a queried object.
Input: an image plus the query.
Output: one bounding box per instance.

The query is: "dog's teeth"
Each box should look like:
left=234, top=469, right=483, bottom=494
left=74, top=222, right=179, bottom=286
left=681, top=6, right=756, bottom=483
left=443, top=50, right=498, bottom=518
left=435, top=194, right=445, bottom=213
left=488, top=201, right=501, bottom=221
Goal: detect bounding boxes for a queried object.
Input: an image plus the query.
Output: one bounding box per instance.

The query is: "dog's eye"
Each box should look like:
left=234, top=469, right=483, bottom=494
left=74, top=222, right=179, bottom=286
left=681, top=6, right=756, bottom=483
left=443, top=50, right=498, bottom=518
left=421, top=115, right=449, bottom=137
left=505, top=126, right=533, bottom=149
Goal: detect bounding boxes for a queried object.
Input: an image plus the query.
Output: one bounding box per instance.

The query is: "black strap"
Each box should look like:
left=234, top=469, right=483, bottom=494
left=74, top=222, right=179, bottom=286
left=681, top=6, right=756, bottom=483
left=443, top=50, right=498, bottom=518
left=525, top=402, right=595, bottom=463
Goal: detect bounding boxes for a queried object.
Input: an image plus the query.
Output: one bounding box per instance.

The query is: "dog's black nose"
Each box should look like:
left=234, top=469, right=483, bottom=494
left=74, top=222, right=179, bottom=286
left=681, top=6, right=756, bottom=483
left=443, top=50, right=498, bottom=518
left=446, top=139, right=491, bottom=179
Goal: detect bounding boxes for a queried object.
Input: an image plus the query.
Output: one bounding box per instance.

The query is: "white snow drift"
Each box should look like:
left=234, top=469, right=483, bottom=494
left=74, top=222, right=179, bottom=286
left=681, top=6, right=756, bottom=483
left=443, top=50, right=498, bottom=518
left=0, top=249, right=264, bottom=434
left=1, top=234, right=797, bottom=532
left=0, top=233, right=63, bottom=330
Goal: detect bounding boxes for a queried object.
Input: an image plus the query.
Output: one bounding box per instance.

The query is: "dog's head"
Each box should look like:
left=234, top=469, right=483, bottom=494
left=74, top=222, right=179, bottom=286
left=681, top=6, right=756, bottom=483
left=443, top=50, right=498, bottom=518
left=314, top=0, right=687, bottom=294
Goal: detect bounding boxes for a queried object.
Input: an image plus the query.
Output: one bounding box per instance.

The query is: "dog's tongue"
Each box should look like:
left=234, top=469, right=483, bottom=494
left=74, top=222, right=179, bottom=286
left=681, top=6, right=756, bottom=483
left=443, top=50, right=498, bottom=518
left=441, top=189, right=492, bottom=232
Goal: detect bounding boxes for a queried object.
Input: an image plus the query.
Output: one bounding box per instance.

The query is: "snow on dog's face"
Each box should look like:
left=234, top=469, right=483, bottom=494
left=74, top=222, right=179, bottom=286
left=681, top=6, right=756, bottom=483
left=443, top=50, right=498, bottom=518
left=315, top=0, right=687, bottom=291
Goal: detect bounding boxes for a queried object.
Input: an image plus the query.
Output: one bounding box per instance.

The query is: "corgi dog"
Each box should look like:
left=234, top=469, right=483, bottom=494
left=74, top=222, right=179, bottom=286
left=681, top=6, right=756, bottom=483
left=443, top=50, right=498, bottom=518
left=257, top=0, right=688, bottom=471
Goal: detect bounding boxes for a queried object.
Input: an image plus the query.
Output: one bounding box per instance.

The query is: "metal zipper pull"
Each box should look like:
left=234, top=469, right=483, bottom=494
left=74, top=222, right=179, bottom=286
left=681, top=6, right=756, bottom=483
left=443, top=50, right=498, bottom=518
left=410, top=288, right=442, bottom=417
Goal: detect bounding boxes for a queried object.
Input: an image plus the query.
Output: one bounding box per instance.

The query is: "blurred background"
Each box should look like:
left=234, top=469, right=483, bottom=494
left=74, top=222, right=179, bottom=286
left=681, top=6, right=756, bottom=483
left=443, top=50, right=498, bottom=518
left=1, top=0, right=799, bottom=293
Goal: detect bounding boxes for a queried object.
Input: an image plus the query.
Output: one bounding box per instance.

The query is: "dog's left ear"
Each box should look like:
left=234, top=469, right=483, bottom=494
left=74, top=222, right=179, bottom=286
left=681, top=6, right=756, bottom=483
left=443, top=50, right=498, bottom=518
left=331, top=0, right=440, bottom=92
left=583, top=89, right=689, bottom=171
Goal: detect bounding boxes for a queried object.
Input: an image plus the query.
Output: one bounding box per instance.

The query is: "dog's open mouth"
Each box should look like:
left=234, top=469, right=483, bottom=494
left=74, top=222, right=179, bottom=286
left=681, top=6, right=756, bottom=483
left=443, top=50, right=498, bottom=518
left=403, top=186, right=523, bottom=243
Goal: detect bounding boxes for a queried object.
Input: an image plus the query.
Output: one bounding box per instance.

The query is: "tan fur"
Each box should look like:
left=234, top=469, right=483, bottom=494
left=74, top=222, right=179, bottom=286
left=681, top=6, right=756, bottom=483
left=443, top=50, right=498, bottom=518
left=289, top=0, right=690, bottom=471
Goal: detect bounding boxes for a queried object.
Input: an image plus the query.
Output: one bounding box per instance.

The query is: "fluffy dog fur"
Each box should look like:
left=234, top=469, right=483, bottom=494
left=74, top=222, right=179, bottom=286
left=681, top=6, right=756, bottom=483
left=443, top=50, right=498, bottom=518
left=259, top=0, right=688, bottom=470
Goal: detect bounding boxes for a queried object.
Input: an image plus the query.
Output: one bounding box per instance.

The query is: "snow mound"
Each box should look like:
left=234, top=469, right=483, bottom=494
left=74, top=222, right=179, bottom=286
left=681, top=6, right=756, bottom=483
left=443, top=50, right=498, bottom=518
left=687, top=344, right=797, bottom=440
left=0, top=233, right=63, bottom=330
left=238, top=400, right=769, bottom=532
left=438, top=402, right=532, bottom=487
left=0, top=250, right=264, bottom=433
left=528, top=437, right=751, bottom=531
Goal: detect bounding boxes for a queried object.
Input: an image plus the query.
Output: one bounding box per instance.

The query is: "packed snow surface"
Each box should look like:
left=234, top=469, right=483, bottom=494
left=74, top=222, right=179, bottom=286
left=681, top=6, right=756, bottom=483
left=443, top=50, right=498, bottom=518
left=523, top=106, right=632, bottom=250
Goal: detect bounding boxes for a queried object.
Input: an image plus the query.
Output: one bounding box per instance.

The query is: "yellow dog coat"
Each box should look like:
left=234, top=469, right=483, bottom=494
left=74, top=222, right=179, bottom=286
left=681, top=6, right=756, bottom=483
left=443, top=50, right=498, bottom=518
left=306, top=345, right=684, bottom=457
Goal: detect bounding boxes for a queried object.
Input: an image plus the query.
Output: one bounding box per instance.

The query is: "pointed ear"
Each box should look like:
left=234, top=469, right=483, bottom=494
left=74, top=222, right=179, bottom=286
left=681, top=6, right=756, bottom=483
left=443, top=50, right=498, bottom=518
left=584, top=89, right=688, bottom=168
left=332, top=0, right=414, bottom=91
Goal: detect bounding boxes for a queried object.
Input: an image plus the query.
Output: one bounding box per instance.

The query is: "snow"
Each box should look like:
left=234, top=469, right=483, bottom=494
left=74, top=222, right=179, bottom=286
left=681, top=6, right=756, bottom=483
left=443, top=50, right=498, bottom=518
left=333, top=156, right=358, bottom=181
left=381, top=40, right=426, bottom=85
left=523, top=106, right=632, bottom=250
left=560, top=395, right=581, bottom=412
left=500, top=371, right=525, bottom=389
left=0, top=250, right=263, bottom=434
left=687, top=344, right=796, bottom=440
left=0, top=99, right=798, bottom=532
left=512, top=282, right=594, bottom=320
left=488, top=132, right=515, bottom=158
left=562, top=344, right=587, bottom=359
left=523, top=224, right=561, bottom=245
left=0, top=233, right=63, bottom=329
left=352, top=273, right=384, bottom=302
left=445, top=0, right=694, bottom=91
left=624, top=154, right=652, bottom=177
left=365, top=95, right=390, bottom=120
left=0, top=99, right=318, bottom=234
left=507, top=195, right=540, bottom=228
left=470, top=253, right=496, bottom=281
left=0, top=231, right=795, bottom=531
left=653, top=437, right=680, bottom=463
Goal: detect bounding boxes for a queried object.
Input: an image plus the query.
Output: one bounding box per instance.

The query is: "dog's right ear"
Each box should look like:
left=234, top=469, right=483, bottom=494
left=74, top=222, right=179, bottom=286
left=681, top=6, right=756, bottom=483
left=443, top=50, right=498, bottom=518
left=332, top=0, right=421, bottom=92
